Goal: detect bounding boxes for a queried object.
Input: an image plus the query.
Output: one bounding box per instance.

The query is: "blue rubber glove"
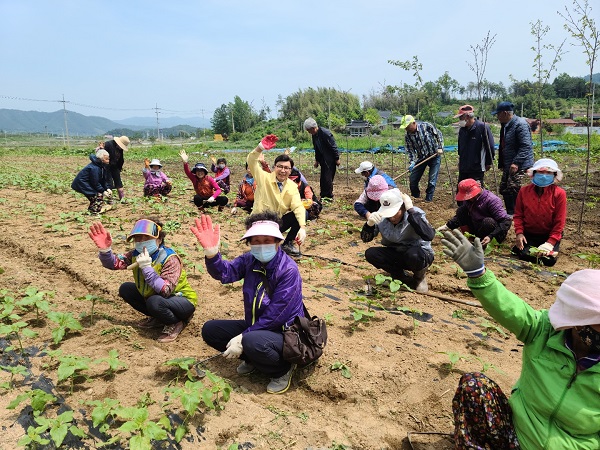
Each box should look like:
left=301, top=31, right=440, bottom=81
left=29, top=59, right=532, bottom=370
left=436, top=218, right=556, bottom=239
left=409, top=162, right=415, bottom=172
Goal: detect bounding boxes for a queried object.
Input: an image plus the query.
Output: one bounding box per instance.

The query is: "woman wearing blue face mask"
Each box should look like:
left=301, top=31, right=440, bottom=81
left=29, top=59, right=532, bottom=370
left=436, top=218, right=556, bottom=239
left=512, top=158, right=567, bottom=266
left=190, top=211, right=304, bottom=394
left=88, top=218, right=197, bottom=343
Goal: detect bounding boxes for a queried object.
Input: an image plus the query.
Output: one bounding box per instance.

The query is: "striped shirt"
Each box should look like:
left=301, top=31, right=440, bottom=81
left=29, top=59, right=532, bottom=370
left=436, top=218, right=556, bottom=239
left=404, top=121, right=444, bottom=164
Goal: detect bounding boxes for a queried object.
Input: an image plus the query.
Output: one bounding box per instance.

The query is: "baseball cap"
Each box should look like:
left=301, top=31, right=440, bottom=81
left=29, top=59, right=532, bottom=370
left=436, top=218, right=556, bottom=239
left=454, top=105, right=474, bottom=118
left=455, top=179, right=482, bottom=201
left=399, top=115, right=415, bottom=130
left=377, top=188, right=404, bottom=218
left=355, top=161, right=374, bottom=174
left=491, top=101, right=514, bottom=115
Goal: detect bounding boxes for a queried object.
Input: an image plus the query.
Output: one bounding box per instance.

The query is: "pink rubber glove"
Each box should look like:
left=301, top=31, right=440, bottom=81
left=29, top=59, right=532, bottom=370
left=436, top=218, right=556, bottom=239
left=190, top=215, right=221, bottom=257
left=259, top=134, right=279, bottom=150
left=88, top=222, right=112, bottom=250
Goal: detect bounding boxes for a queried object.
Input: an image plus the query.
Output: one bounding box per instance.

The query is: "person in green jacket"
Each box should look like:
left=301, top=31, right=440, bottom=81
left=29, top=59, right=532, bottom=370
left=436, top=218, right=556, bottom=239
left=441, top=229, right=600, bottom=450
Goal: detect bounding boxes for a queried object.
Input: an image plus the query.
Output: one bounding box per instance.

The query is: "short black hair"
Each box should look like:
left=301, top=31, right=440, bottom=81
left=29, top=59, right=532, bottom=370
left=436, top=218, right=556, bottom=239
left=273, top=154, right=294, bottom=168
left=217, top=158, right=227, bottom=165
left=244, top=211, right=283, bottom=244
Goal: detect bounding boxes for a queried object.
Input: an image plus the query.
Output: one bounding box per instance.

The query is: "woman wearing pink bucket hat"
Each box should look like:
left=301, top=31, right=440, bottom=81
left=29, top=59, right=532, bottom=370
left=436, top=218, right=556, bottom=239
left=442, top=229, right=600, bottom=450
left=353, top=174, right=390, bottom=220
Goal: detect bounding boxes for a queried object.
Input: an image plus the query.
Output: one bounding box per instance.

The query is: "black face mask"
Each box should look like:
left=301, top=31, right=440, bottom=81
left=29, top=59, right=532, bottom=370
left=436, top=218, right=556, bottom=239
left=577, top=326, right=600, bottom=353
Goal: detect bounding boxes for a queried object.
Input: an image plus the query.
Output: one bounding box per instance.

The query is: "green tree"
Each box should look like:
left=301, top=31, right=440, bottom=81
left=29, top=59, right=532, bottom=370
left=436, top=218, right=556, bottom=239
left=230, top=96, right=257, bottom=133
left=211, top=104, right=230, bottom=135
left=364, top=108, right=381, bottom=127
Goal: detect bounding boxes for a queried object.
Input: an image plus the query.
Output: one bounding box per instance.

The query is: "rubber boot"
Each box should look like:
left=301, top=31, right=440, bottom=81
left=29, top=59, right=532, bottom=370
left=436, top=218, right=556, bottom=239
left=117, top=188, right=125, bottom=202
left=412, top=268, right=428, bottom=294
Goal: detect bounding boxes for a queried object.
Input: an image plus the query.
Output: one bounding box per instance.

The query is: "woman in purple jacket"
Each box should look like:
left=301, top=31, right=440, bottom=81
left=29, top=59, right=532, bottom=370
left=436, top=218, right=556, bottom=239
left=190, top=211, right=304, bottom=394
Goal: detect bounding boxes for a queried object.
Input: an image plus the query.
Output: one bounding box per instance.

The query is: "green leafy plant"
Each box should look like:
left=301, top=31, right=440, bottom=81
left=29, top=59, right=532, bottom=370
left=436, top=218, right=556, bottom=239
left=438, top=351, right=471, bottom=372
left=75, top=294, right=109, bottom=325
left=84, top=397, right=122, bottom=435
left=94, top=349, right=128, bottom=376
left=330, top=361, right=352, bottom=379
left=472, top=356, right=506, bottom=375
left=21, top=410, right=86, bottom=448
left=47, top=311, right=83, bottom=344
left=57, top=354, right=92, bottom=393
left=0, top=364, right=28, bottom=390
left=114, top=406, right=171, bottom=449
left=478, top=318, right=508, bottom=338
left=163, top=357, right=198, bottom=383
left=0, top=320, right=38, bottom=353
left=8, top=389, right=57, bottom=416
left=17, top=286, right=53, bottom=323
left=575, top=252, right=600, bottom=268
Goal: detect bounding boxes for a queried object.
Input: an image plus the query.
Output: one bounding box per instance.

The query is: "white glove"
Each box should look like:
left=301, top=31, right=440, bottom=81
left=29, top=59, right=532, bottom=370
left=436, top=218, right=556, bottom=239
left=367, top=212, right=383, bottom=226
left=230, top=207, right=238, bottom=215
left=437, top=148, right=444, bottom=155
left=179, top=149, right=189, bottom=163
left=206, top=196, right=216, bottom=203
left=538, top=242, right=555, bottom=254
left=223, top=334, right=243, bottom=359
left=436, top=225, right=449, bottom=233
left=136, top=248, right=153, bottom=269
left=401, top=193, right=413, bottom=210
left=105, top=189, right=112, bottom=196
left=296, top=227, right=306, bottom=245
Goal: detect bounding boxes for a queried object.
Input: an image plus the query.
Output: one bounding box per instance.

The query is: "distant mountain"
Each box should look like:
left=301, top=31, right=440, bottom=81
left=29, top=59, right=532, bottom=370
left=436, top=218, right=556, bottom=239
left=115, top=116, right=209, bottom=128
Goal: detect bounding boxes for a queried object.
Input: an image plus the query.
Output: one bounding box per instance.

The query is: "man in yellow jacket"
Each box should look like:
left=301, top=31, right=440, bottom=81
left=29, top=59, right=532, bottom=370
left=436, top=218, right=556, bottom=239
left=247, top=135, right=307, bottom=256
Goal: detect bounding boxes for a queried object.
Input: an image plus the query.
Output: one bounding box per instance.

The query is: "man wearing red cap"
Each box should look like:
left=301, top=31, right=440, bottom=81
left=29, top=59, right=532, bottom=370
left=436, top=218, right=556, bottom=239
left=455, top=105, right=495, bottom=188
left=437, top=179, right=511, bottom=246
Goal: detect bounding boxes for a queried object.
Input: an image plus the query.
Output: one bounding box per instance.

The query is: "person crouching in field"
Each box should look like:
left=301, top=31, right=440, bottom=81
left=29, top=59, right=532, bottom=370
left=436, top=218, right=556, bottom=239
left=231, top=163, right=257, bottom=215
left=88, top=217, right=197, bottom=343
left=71, top=149, right=113, bottom=215
left=142, top=158, right=172, bottom=199
left=180, top=150, right=229, bottom=213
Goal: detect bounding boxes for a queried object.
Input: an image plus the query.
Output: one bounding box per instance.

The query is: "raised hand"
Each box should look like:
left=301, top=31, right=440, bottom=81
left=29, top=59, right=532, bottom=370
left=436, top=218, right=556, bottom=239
left=179, top=149, right=189, bottom=163
left=88, top=222, right=112, bottom=250
left=136, top=247, right=152, bottom=268
left=259, top=134, right=278, bottom=150
left=190, top=215, right=220, bottom=257
left=441, top=229, right=485, bottom=277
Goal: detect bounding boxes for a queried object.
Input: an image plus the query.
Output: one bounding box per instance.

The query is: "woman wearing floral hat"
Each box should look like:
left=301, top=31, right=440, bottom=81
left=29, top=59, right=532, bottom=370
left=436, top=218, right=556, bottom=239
left=512, top=158, right=567, bottom=266
left=88, top=217, right=197, bottom=343
left=190, top=211, right=305, bottom=394
left=353, top=174, right=390, bottom=220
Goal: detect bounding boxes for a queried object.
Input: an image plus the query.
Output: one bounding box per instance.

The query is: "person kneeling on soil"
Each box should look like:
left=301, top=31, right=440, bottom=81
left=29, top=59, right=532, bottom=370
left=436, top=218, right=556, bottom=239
left=441, top=229, right=600, bottom=450
left=354, top=174, right=390, bottom=220
left=512, top=158, right=567, bottom=267
left=289, top=168, right=322, bottom=221
left=71, top=149, right=113, bottom=215
left=190, top=212, right=304, bottom=394
left=180, top=150, right=229, bottom=213
left=142, top=158, right=172, bottom=199
left=88, top=217, right=197, bottom=343
left=361, top=188, right=435, bottom=293
left=437, top=178, right=512, bottom=246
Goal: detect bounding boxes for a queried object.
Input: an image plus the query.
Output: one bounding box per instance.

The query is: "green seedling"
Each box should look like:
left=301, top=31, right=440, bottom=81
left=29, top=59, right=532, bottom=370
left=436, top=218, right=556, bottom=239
left=575, top=252, right=600, bottom=268
left=101, top=326, right=132, bottom=340
left=163, top=357, right=198, bottom=383
left=299, top=257, right=320, bottom=281
left=47, top=311, right=83, bottom=344
left=479, top=318, right=508, bottom=338
left=8, top=389, right=57, bottom=417
left=24, top=410, right=86, bottom=448
left=0, top=293, right=22, bottom=324
left=84, top=397, right=121, bottom=434
left=325, top=262, right=341, bottom=280
left=330, top=361, right=352, bottom=379
left=75, top=294, right=109, bottom=325
left=323, top=313, right=334, bottom=325
left=94, top=349, right=128, bottom=376
left=17, top=287, right=53, bottom=323
left=472, top=356, right=507, bottom=375
left=116, top=406, right=171, bottom=447
left=17, top=424, right=51, bottom=448
left=452, top=309, right=476, bottom=320
left=438, top=351, right=471, bottom=372
left=57, top=354, right=92, bottom=393
left=0, top=321, right=38, bottom=353
left=375, top=273, right=404, bottom=293
left=0, top=364, right=28, bottom=390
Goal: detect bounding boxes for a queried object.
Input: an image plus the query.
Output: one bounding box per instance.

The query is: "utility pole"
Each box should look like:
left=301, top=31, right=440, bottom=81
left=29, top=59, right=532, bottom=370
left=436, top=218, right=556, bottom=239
left=328, top=90, right=331, bottom=129
left=231, top=110, right=235, bottom=133
left=62, top=94, right=70, bottom=148
left=155, top=104, right=161, bottom=141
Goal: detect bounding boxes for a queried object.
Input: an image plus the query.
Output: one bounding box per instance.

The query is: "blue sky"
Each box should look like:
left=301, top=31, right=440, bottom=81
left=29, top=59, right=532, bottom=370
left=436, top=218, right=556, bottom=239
left=1, top=0, right=597, bottom=121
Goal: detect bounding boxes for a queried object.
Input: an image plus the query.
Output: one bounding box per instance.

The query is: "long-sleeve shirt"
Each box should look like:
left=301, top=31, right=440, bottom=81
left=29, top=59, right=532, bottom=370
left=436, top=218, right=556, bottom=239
left=513, top=184, right=567, bottom=245
left=498, top=115, right=533, bottom=171
left=458, top=120, right=495, bottom=173
left=142, top=169, right=170, bottom=189
left=311, top=127, right=339, bottom=166
left=210, top=164, right=231, bottom=182
left=247, top=149, right=306, bottom=227
left=373, top=207, right=435, bottom=255
left=183, top=163, right=221, bottom=198
left=404, top=122, right=444, bottom=164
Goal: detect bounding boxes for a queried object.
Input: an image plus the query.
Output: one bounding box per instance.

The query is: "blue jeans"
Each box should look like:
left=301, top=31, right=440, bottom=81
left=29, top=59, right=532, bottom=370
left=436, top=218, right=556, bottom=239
left=201, top=319, right=291, bottom=377
left=409, top=155, right=441, bottom=201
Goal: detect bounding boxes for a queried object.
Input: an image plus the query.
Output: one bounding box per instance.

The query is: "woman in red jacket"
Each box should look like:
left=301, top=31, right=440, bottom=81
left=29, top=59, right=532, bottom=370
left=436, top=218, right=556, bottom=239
left=512, top=158, right=566, bottom=266
left=180, top=150, right=229, bottom=212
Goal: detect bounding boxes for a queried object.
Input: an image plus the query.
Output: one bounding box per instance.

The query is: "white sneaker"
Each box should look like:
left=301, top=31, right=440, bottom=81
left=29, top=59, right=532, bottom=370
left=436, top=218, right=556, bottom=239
left=267, top=365, right=296, bottom=394
left=236, top=361, right=255, bottom=375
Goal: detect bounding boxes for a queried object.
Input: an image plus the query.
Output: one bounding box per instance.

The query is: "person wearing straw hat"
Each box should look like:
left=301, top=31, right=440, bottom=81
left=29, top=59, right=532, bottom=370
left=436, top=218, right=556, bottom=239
left=142, top=158, right=172, bottom=199
left=361, top=188, right=435, bottom=293
left=104, top=135, right=130, bottom=201
left=437, top=178, right=511, bottom=246
left=512, top=158, right=567, bottom=266
left=400, top=115, right=444, bottom=202
left=441, top=228, right=600, bottom=450
left=454, top=104, right=495, bottom=188
left=191, top=212, right=305, bottom=394
left=354, top=174, right=390, bottom=220
left=304, top=117, right=340, bottom=201
left=88, top=217, right=197, bottom=343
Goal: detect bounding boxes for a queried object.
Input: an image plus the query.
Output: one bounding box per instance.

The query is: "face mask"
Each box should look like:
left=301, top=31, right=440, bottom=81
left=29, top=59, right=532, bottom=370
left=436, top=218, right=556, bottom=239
left=245, top=176, right=254, bottom=184
left=458, top=120, right=467, bottom=128
left=250, top=244, right=277, bottom=263
left=532, top=173, right=555, bottom=187
left=150, top=170, right=160, bottom=175
left=217, top=164, right=225, bottom=169
left=577, top=326, right=600, bottom=353
left=135, top=239, right=159, bottom=256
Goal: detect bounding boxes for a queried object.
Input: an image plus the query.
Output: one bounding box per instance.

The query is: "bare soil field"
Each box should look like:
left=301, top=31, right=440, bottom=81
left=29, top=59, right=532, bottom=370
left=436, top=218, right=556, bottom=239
left=0, top=150, right=598, bottom=450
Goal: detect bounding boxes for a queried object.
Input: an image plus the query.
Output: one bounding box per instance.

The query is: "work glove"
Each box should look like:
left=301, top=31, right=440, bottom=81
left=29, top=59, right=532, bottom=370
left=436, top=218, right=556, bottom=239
left=88, top=222, right=112, bottom=252
left=401, top=193, right=413, bottom=211
left=102, top=190, right=111, bottom=198
left=441, top=229, right=485, bottom=278
left=190, top=215, right=221, bottom=258
left=437, top=148, right=444, bottom=155
left=136, top=247, right=152, bottom=269
left=296, top=228, right=307, bottom=245
left=436, top=224, right=449, bottom=233
left=367, top=211, right=383, bottom=226
left=223, top=334, right=243, bottom=359
left=230, top=207, right=238, bottom=215
left=144, top=158, right=150, bottom=169
left=409, top=162, right=415, bottom=172
left=258, top=134, right=279, bottom=151
left=538, top=242, right=555, bottom=254
left=206, top=196, right=216, bottom=203
left=179, top=149, right=189, bottom=163
left=210, top=156, right=217, bottom=164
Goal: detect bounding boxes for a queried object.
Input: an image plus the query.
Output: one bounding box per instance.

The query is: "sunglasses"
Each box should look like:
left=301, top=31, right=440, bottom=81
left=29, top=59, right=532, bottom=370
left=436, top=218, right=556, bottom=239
left=127, top=219, right=161, bottom=241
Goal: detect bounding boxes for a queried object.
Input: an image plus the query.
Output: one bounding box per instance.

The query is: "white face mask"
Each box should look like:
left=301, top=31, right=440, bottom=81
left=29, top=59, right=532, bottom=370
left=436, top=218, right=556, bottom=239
left=458, top=120, right=467, bottom=128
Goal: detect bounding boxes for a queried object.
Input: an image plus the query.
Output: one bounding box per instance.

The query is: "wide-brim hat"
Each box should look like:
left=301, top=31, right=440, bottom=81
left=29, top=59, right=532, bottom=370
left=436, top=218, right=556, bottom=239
left=548, top=269, right=600, bottom=330
left=526, top=158, right=563, bottom=181
left=366, top=175, right=388, bottom=201
left=149, top=159, right=162, bottom=168
left=114, top=135, right=130, bottom=151
left=355, top=161, right=374, bottom=174
left=191, top=163, right=208, bottom=174
left=455, top=178, right=483, bottom=201
left=240, top=220, right=284, bottom=241
left=377, top=188, right=404, bottom=218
